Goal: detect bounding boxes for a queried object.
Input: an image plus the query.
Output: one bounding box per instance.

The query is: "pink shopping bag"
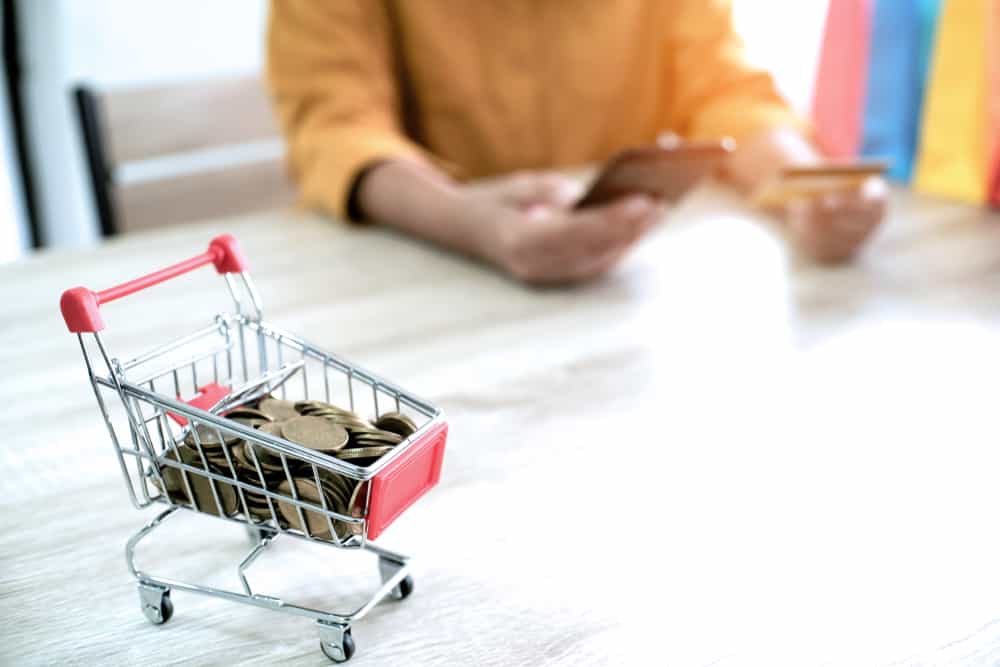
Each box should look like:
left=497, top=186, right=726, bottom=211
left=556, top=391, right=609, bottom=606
left=811, top=0, right=873, bottom=158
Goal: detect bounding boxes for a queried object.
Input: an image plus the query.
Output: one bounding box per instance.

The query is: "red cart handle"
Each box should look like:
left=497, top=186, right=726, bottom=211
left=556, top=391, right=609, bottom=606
left=60, top=234, right=248, bottom=333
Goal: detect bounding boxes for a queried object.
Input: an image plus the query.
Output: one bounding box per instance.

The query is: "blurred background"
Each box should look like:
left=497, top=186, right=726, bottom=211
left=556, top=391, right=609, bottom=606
left=0, top=1, right=845, bottom=263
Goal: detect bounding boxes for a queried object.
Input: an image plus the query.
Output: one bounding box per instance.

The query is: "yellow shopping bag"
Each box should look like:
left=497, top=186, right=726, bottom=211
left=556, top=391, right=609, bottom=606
left=914, top=0, right=990, bottom=203
left=989, top=0, right=1000, bottom=206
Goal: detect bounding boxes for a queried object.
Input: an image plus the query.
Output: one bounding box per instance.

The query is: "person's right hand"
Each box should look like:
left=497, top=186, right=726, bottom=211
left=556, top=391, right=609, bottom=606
left=461, top=171, right=664, bottom=285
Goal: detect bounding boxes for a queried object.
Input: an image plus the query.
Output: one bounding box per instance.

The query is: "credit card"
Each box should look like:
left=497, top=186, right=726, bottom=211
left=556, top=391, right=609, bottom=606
left=753, top=160, right=889, bottom=208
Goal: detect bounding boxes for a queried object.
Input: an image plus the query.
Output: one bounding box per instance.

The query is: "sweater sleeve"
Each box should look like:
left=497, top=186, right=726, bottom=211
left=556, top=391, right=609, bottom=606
left=266, top=0, right=433, bottom=220
left=666, top=0, right=810, bottom=142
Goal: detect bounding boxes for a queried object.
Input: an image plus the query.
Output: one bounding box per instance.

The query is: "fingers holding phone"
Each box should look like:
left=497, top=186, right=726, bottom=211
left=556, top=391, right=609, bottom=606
left=494, top=192, right=663, bottom=284
left=458, top=138, right=735, bottom=284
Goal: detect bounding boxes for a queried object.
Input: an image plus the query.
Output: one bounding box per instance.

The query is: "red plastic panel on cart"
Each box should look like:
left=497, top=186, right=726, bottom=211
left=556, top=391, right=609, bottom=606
left=169, top=383, right=230, bottom=426
left=366, top=421, right=447, bottom=540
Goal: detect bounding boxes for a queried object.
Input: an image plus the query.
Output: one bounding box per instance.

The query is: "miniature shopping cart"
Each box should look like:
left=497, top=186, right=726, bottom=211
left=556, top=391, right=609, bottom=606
left=59, top=234, right=448, bottom=663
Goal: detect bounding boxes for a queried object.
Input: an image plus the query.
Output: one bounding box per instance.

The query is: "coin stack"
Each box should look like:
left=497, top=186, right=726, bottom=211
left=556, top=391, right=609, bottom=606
left=151, top=397, right=418, bottom=541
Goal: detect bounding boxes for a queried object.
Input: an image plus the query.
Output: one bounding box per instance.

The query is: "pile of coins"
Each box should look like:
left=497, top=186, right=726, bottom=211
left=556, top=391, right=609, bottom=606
left=151, top=397, right=418, bottom=540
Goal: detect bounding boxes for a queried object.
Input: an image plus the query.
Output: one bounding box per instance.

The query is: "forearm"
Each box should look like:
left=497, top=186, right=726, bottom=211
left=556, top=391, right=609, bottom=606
left=723, top=127, right=822, bottom=195
left=354, top=160, right=502, bottom=262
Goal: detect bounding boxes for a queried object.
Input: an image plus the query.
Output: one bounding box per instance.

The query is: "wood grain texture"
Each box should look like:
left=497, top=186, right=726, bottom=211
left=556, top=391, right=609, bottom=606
left=3, top=186, right=1000, bottom=666
left=103, top=76, right=280, bottom=164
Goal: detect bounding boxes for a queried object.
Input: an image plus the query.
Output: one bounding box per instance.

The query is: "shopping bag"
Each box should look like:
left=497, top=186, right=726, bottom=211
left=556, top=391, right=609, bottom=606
left=914, top=0, right=990, bottom=203
left=990, top=161, right=1000, bottom=207
left=860, top=0, right=940, bottom=182
left=988, top=0, right=1000, bottom=206
left=811, top=0, right=872, bottom=159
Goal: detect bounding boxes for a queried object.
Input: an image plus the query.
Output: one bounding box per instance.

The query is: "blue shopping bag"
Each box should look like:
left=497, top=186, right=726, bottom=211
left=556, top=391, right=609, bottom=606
left=860, top=0, right=941, bottom=182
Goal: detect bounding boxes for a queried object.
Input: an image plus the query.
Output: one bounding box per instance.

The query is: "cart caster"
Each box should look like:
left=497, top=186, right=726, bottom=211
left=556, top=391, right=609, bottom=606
left=392, top=575, right=414, bottom=601
left=138, top=583, right=173, bottom=625
left=318, top=623, right=355, bottom=663
left=377, top=556, right=413, bottom=601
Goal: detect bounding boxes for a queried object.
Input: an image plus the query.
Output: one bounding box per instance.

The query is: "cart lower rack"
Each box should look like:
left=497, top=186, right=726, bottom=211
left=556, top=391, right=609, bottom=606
left=60, top=234, right=448, bottom=663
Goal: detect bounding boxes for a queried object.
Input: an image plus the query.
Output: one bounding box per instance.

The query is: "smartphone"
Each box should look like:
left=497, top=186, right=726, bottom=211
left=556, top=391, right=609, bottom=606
left=574, top=138, right=735, bottom=210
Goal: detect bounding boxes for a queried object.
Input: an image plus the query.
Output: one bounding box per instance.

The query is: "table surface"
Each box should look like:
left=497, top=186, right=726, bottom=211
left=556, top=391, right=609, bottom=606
left=3, top=187, right=1000, bottom=666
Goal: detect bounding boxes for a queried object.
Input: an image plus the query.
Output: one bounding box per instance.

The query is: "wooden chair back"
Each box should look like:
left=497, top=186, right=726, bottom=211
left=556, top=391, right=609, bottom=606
left=74, top=76, right=294, bottom=234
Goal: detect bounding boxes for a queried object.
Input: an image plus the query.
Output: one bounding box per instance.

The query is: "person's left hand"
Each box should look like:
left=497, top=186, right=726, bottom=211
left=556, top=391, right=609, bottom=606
left=782, top=176, right=889, bottom=263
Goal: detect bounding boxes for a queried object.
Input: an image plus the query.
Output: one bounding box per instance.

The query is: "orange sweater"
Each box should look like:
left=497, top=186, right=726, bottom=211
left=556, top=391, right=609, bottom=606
left=267, top=0, right=801, bottom=218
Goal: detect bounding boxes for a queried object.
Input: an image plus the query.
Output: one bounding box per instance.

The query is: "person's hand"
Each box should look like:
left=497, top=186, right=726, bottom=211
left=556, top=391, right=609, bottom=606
left=355, top=161, right=663, bottom=283
left=782, top=176, right=888, bottom=264
left=460, top=171, right=664, bottom=284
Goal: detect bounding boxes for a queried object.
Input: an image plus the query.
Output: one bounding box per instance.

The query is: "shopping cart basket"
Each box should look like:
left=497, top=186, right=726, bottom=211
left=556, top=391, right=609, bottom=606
left=59, top=234, right=448, bottom=662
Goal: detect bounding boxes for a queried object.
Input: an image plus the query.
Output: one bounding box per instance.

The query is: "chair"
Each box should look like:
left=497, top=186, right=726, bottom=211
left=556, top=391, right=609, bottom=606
left=73, top=76, right=295, bottom=235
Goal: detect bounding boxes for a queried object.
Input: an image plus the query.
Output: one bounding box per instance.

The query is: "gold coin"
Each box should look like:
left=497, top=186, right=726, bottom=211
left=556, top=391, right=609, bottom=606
left=256, top=422, right=283, bottom=441
left=206, top=455, right=235, bottom=471
left=323, top=472, right=352, bottom=496
left=258, top=397, right=299, bottom=421
left=158, top=447, right=239, bottom=517
left=296, top=402, right=374, bottom=434
left=335, top=446, right=394, bottom=461
left=316, top=476, right=352, bottom=510
left=308, top=410, right=370, bottom=427
left=294, top=400, right=331, bottom=414
left=322, top=483, right=355, bottom=538
left=249, top=422, right=291, bottom=468
left=245, top=500, right=286, bottom=526
left=225, top=407, right=273, bottom=422
left=280, top=416, right=349, bottom=453
left=309, top=412, right=372, bottom=433
left=244, top=489, right=272, bottom=504
left=188, top=474, right=240, bottom=517
left=373, top=412, right=418, bottom=438
left=152, top=448, right=184, bottom=493
left=297, top=401, right=356, bottom=416
left=184, top=423, right=238, bottom=450
left=347, top=481, right=368, bottom=535
left=155, top=445, right=209, bottom=493
left=276, top=478, right=350, bottom=540
left=230, top=416, right=271, bottom=431
left=318, top=470, right=352, bottom=491
left=250, top=450, right=293, bottom=474
left=231, top=442, right=267, bottom=477
left=242, top=488, right=273, bottom=513
left=351, top=429, right=403, bottom=446
left=315, top=417, right=372, bottom=435
left=247, top=505, right=272, bottom=521
left=321, top=489, right=349, bottom=517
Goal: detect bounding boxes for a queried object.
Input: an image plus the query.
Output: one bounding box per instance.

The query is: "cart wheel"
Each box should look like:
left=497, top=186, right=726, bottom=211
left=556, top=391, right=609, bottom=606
left=320, top=628, right=355, bottom=663
left=392, top=575, right=414, bottom=601
left=158, top=594, right=174, bottom=624
left=141, top=588, right=173, bottom=625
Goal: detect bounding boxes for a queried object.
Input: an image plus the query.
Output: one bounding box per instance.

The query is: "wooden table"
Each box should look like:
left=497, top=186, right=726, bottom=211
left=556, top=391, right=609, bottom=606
left=2, top=187, right=1000, bottom=666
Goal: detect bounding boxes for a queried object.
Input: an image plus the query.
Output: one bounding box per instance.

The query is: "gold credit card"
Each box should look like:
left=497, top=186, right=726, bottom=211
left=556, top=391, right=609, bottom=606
left=753, top=160, right=889, bottom=208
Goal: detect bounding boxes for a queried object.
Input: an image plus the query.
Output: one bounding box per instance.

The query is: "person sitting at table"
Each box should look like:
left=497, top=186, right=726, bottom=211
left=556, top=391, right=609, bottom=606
left=267, top=0, right=888, bottom=284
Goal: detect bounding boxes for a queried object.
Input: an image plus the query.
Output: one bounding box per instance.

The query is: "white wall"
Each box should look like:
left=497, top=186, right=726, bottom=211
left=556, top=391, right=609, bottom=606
left=17, top=0, right=268, bottom=248
left=733, top=0, right=829, bottom=114
left=0, top=6, right=31, bottom=263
